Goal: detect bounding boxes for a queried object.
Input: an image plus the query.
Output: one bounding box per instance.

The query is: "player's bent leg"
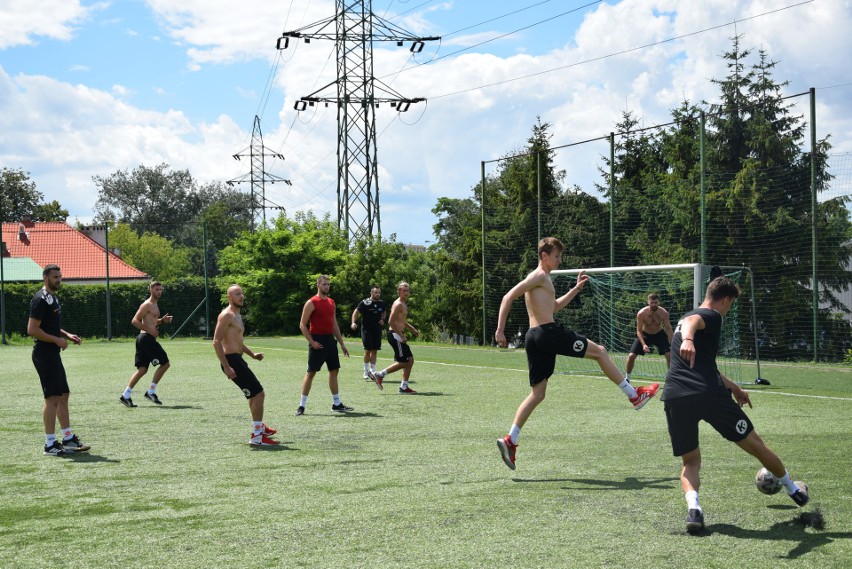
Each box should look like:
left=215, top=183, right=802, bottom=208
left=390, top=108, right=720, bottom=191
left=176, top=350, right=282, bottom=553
left=583, top=341, right=624, bottom=384
left=735, top=431, right=785, bottom=478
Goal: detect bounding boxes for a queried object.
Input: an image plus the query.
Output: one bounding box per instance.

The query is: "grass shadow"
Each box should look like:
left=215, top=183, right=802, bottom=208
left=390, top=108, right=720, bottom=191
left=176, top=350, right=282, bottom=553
left=512, top=476, right=677, bottom=490
left=708, top=514, right=849, bottom=560
left=63, top=452, right=121, bottom=463
left=332, top=411, right=383, bottom=418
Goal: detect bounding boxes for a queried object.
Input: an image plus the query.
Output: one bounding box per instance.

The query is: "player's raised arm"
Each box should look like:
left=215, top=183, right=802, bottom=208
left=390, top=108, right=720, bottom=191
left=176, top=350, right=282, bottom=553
left=496, top=271, right=544, bottom=347
left=554, top=271, right=589, bottom=312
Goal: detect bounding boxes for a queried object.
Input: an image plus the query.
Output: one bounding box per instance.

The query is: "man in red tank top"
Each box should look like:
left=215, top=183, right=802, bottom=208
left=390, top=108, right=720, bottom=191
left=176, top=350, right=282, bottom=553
left=295, top=275, right=353, bottom=415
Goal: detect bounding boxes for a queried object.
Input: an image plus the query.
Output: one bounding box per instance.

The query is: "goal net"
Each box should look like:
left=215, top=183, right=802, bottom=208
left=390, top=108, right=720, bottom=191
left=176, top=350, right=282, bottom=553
left=548, top=264, right=745, bottom=383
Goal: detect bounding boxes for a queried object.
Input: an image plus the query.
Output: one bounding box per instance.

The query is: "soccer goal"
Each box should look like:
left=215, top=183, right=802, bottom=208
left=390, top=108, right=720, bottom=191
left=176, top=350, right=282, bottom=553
left=549, top=264, right=750, bottom=384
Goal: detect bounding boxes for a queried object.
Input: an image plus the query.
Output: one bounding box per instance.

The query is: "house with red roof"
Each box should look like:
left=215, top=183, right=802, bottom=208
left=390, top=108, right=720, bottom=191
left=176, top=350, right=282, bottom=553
left=1, top=219, right=148, bottom=283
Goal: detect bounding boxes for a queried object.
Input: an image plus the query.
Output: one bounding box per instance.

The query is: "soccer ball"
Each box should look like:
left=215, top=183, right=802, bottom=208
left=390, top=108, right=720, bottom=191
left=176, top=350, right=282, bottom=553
left=755, top=467, right=782, bottom=495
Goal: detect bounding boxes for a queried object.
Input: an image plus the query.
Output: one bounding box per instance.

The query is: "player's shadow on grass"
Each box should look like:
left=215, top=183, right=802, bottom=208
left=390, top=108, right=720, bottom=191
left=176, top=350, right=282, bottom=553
left=512, top=476, right=677, bottom=491
left=143, top=405, right=204, bottom=410
left=709, top=515, right=850, bottom=560
left=250, top=444, right=296, bottom=452
left=332, top=411, right=383, bottom=418
left=64, top=453, right=120, bottom=463
left=381, top=382, right=446, bottom=397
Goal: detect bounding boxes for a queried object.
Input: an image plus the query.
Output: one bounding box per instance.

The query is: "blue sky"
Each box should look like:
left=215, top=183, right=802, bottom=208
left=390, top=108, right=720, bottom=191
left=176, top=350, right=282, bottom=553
left=1, top=0, right=851, bottom=245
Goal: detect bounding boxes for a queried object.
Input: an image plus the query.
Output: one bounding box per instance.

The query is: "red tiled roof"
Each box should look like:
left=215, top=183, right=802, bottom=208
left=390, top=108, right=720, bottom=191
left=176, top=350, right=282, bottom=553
left=1, top=222, right=148, bottom=280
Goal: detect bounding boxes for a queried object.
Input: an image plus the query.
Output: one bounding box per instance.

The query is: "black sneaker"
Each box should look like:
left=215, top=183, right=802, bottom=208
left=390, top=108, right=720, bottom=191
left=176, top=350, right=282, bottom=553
left=295, top=406, right=305, bottom=416
left=144, top=392, right=163, bottom=405
left=790, top=482, right=809, bottom=507
left=686, top=509, right=705, bottom=534
left=62, top=435, right=91, bottom=453
left=754, top=378, right=771, bottom=385
left=44, top=441, right=66, bottom=456
left=119, top=395, right=137, bottom=408
left=332, top=403, right=354, bottom=413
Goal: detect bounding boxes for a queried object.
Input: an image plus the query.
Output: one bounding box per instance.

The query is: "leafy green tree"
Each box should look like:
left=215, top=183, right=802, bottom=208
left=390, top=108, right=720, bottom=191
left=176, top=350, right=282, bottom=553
left=108, top=223, right=192, bottom=280
left=0, top=168, right=68, bottom=222
left=217, top=211, right=348, bottom=335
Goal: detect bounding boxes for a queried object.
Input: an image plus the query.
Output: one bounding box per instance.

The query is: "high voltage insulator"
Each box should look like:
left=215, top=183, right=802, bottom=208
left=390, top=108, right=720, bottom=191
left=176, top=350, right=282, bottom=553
left=277, top=1, right=439, bottom=245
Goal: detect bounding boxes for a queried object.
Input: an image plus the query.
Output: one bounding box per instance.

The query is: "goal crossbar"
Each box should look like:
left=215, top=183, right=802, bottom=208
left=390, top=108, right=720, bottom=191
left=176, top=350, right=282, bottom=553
left=553, top=264, right=704, bottom=308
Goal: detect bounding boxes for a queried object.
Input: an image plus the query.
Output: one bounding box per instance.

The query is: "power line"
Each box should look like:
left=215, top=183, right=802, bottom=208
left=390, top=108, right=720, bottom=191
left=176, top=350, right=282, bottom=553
left=427, top=0, right=815, bottom=100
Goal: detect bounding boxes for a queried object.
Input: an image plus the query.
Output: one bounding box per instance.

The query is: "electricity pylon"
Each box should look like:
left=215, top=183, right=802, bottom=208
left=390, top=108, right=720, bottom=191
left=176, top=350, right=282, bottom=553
left=227, top=115, right=291, bottom=230
left=277, top=1, right=438, bottom=244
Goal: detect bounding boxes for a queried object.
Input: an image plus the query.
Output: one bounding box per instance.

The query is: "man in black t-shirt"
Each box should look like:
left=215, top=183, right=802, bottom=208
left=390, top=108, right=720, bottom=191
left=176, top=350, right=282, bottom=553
left=27, top=264, right=90, bottom=457
left=663, top=276, right=809, bottom=534
left=350, top=285, right=385, bottom=380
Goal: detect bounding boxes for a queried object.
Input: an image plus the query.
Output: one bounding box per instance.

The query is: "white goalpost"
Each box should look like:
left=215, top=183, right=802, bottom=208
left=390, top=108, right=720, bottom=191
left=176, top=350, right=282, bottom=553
left=549, top=264, right=753, bottom=384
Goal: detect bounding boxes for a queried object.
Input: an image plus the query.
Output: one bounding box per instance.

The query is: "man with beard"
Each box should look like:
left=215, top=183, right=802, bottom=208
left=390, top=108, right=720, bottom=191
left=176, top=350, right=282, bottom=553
left=624, top=293, right=673, bottom=381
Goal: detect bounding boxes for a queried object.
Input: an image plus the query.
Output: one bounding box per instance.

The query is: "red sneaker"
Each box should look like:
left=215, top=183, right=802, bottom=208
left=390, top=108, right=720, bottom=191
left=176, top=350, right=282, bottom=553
left=369, top=370, right=383, bottom=391
left=630, top=382, right=660, bottom=410
left=250, top=434, right=280, bottom=446
left=262, top=424, right=277, bottom=436
left=398, top=386, right=417, bottom=394
left=497, top=435, right=517, bottom=470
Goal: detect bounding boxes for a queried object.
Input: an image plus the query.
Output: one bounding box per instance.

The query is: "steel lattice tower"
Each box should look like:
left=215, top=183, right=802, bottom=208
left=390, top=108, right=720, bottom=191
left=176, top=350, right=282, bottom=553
left=227, top=115, right=291, bottom=230
left=278, top=1, right=438, bottom=244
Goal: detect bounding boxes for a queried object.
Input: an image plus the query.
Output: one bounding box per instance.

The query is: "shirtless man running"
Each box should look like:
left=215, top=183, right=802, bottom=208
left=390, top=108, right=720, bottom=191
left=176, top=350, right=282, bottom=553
left=119, top=281, right=173, bottom=407
left=624, top=293, right=674, bottom=381
left=213, top=285, right=279, bottom=446
left=369, top=281, right=419, bottom=394
left=494, top=237, right=659, bottom=470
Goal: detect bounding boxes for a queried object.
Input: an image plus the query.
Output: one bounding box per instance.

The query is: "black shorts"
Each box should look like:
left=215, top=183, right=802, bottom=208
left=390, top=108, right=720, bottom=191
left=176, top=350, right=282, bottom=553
left=524, top=323, right=589, bottom=385
left=32, top=343, right=70, bottom=398
left=134, top=333, right=169, bottom=368
left=224, top=354, right=264, bottom=399
left=307, top=335, right=341, bottom=372
left=361, top=326, right=382, bottom=351
left=663, top=393, right=754, bottom=456
left=387, top=331, right=414, bottom=363
left=629, top=330, right=671, bottom=356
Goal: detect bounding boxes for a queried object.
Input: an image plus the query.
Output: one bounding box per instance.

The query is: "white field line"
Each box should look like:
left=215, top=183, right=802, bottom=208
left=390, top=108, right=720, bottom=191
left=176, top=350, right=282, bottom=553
left=218, top=342, right=852, bottom=402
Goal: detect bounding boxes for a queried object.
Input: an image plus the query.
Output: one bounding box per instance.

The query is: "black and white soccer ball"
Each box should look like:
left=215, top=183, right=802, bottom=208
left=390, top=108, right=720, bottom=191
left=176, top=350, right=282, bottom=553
left=755, top=467, right=782, bottom=495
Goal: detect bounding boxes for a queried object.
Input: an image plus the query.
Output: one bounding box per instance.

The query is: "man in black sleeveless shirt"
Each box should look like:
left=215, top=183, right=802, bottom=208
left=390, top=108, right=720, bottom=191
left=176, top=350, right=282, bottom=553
left=663, top=276, right=809, bottom=534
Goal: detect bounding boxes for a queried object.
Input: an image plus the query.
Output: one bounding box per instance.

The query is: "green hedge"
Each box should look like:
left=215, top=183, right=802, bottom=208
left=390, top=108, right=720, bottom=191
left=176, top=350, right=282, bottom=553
left=1, top=278, right=226, bottom=340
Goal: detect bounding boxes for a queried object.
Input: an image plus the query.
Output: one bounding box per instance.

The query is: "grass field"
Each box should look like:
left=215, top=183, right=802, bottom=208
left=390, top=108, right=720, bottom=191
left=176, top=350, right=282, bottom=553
left=1, top=337, right=850, bottom=568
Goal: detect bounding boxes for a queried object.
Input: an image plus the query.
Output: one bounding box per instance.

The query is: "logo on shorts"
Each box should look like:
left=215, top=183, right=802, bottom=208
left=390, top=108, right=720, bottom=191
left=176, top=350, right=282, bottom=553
left=573, top=340, right=584, bottom=353
left=735, top=419, right=748, bottom=434
left=151, top=359, right=160, bottom=366
left=242, top=388, right=252, bottom=398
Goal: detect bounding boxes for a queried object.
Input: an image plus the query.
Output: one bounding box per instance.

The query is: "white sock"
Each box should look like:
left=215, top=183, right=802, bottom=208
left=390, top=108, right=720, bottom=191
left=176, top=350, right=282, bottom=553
left=299, top=395, right=308, bottom=408
left=685, top=490, right=701, bottom=511
left=252, top=421, right=263, bottom=436
left=778, top=471, right=799, bottom=494
left=618, top=379, right=638, bottom=399
left=123, top=387, right=132, bottom=399
left=370, top=364, right=376, bottom=372
left=509, top=424, right=521, bottom=445
left=61, top=426, right=72, bottom=440
left=148, top=383, right=157, bottom=394
left=400, top=380, right=409, bottom=389
left=46, top=434, right=56, bottom=446
left=332, top=393, right=342, bottom=406
left=624, top=373, right=631, bottom=381
left=364, top=363, right=370, bottom=371
left=378, top=369, right=387, bottom=378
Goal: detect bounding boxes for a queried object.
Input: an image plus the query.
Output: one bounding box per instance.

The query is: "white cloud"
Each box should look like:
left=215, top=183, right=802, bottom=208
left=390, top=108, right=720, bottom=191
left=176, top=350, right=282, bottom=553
left=0, top=0, right=94, bottom=49
left=1, top=0, right=849, bottom=244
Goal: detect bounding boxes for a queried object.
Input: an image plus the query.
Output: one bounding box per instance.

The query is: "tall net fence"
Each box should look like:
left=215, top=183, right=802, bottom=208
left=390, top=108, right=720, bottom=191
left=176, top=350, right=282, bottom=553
left=0, top=222, right=224, bottom=342
left=483, top=151, right=852, bottom=365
